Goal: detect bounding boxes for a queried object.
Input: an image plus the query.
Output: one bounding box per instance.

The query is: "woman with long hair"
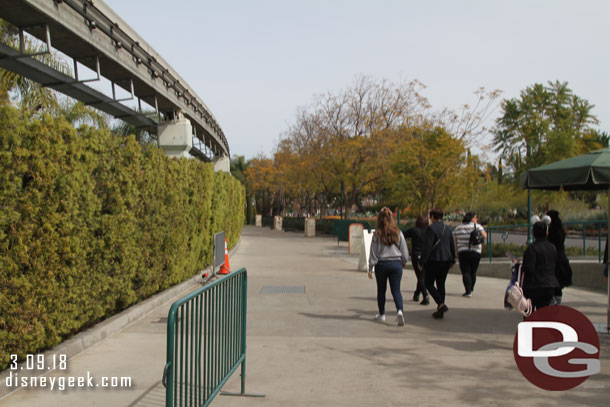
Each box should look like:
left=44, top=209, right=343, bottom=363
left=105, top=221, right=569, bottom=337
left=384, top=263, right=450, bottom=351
left=403, top=215, right=430, bottom=305
left=368, top=207, right=410, bottom=326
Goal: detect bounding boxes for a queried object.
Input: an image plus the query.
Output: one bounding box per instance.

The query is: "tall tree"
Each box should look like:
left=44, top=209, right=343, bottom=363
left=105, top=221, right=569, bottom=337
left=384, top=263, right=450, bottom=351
left=492, top=81, right=600, bottom=181
left=248, top=76, right=499, bottom=217
left=230, top=155, right=249, bottom=185
left=433, top=86, right=502, bottom=145
left=284, top=76, right=429, bottom=217
left=230, top=155, right=255, bottom=223
left=244, top=155, right=278, bottom=216
left=385, top=125, right=473, bottom=213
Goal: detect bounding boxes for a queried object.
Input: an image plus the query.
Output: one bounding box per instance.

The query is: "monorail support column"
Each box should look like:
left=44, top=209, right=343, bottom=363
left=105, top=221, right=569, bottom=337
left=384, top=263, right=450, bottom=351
left=214, top=155, right=230, bottom=173
left=158, top=112, right=193, bottom=159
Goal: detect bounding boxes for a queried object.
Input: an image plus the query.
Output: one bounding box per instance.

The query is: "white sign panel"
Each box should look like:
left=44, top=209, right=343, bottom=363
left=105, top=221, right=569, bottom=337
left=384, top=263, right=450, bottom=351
left=358, top=229, right=375, bottom=271
left=349, top=223, right=364, bottom=254
left=255, top=214, right=262, bottom=227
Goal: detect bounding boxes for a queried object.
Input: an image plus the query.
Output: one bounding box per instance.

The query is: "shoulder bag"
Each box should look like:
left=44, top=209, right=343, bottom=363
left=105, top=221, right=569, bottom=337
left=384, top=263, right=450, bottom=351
left=506, top=263, right=532, bottom=317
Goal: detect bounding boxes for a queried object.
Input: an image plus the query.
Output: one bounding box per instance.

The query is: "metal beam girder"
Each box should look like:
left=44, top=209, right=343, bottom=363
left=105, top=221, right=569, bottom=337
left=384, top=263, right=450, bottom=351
left=0, top=0, right=229, bottom=157
left=0, top=42, right=156, bottom=129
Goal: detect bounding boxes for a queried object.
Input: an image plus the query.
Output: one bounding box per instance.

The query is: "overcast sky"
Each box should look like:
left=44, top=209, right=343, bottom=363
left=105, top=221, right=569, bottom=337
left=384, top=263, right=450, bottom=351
left=104, top=0, right=610, bottom=161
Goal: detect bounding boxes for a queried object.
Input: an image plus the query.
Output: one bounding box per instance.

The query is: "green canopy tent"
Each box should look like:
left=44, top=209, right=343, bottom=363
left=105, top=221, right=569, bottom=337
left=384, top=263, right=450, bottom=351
left=520, top=148, right=610, bottom=333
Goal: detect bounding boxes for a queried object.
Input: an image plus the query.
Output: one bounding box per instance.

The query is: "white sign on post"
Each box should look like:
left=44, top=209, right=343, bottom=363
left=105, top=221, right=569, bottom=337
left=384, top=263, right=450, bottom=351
left=358, top=229, right=375, bottom=271
left=348, top=223, right=364, bottom=254
left=255, top=214, right=262, bottom=227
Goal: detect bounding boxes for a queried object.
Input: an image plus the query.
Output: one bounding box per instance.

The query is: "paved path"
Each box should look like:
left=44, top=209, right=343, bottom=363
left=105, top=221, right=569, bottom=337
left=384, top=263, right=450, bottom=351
left=1, top=225, right=609, bottom=406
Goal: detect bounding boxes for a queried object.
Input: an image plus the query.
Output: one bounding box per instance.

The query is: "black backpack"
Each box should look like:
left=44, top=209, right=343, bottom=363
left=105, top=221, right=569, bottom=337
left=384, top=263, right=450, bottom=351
left=469, top=224, right=485, bottom=248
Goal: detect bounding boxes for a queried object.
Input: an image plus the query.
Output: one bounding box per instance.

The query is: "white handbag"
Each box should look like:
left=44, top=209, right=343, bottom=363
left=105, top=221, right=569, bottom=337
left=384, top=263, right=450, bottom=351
left=507, top=263, right=532, bottom=317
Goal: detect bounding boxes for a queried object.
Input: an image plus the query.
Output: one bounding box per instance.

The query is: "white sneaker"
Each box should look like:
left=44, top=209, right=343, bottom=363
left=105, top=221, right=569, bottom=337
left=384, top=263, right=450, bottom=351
left=397, top=310, right=405, bottom=326
left=374, top=314, right=386, bottom=321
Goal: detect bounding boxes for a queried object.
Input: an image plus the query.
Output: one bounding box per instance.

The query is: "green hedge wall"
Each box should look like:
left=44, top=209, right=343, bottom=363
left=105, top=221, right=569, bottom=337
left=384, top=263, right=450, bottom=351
left=0, top=106, right=245, bottom=369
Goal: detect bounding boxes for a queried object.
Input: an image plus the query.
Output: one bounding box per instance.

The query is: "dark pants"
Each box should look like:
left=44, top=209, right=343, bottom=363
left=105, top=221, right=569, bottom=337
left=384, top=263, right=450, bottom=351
left=458, top=251, right=481, bottom=294
left=552, top=287, right=563, bottom=305
left=425, top=261, right=452, bottom=306
left=374, top=260, right=404, bottom=315
left=523, top=287, right=555, bottom=310
left=411, top=254, right=427, bottom=298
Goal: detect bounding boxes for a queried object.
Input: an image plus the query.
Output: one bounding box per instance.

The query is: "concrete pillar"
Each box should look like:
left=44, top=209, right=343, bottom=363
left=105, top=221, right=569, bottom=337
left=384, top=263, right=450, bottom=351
left=305, top=217, right=316, bottom=237
left=214, top=155, right=230, bottom=173
left=158, top=113, right=192, bottom=159
left=274, top=216, right=283, bottom=231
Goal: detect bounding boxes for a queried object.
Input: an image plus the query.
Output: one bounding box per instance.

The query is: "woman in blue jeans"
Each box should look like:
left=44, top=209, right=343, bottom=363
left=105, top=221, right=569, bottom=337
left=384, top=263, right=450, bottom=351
left=368, top=207, right=410, bottom=326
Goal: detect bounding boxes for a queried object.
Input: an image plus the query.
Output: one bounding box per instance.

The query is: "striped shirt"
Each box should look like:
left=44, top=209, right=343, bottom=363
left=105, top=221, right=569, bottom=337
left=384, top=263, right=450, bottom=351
left=453, top=222, right=485, bottom=253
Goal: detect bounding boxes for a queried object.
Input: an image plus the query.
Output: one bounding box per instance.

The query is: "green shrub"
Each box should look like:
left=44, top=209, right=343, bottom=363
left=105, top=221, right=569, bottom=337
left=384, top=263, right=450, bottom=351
left=482, top=243, right=528, bottom=258
left=0, top=106, right=245, bottom=369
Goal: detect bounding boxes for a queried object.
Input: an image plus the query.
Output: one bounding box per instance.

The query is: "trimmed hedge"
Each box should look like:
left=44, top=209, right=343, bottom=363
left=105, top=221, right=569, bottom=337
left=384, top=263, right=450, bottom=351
left=0, top=106, right=245, bottom=369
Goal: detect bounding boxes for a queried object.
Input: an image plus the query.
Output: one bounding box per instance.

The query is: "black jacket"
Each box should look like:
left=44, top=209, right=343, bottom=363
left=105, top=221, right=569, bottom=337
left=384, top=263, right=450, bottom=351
left=522, top=239, right=560, bottom=289
left=547, top=229, right=572, bottom=288
left=403, top=227, right=426, bottom=255
left=421, top=221, right=456, bottom=264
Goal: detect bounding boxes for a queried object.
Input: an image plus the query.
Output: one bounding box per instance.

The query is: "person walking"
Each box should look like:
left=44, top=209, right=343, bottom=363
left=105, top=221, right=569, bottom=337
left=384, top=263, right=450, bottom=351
left=403, top=215, right=430, bottom=305
left=521, top=221, right=559, bottom=310
left=421, top=208, right=456, bottom=319
left=368, top=207, right=410, bottom=326
left=546, top=209, right=573, bottom=305
left=453, top=212, right=487, bottom=297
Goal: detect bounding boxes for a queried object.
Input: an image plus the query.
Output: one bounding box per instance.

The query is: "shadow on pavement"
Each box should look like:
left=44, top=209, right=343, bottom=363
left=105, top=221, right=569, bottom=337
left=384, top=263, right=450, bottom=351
left=127, top=381, right=164, bottom=407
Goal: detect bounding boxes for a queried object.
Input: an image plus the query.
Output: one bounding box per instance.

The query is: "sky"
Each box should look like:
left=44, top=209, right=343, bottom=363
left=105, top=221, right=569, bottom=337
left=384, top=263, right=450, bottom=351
left=103, top=0, right=610, bottom=161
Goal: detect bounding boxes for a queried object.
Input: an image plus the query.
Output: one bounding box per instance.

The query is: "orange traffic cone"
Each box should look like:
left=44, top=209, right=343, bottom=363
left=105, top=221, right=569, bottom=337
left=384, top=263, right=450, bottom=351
left=218, top=238, right=231, bottom=275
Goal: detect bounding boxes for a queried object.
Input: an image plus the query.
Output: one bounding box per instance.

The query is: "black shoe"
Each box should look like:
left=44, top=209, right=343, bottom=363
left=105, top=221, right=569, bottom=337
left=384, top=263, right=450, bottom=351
left=420, top=297, right=430, bottom=305
left=438, top=304, right=449, bottom=315
left=412, top=293, right=420, bottom=302
left=462, top=292, right=472, bottom=297
left=432, top=310, right=443, bottom=319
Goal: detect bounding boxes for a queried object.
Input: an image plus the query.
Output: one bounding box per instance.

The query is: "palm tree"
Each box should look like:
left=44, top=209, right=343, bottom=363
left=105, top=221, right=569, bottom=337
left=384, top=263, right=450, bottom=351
left=0, top=18, right=69, bottom=111
left=230, top=155, right=253, bottom=222
left=230, top=155, right=249, bottom=184
left=492, top=81, right=599, bottom=181
left=113, top=120, right=156, bottom=145
left=59, top=99, right=110, bottom=130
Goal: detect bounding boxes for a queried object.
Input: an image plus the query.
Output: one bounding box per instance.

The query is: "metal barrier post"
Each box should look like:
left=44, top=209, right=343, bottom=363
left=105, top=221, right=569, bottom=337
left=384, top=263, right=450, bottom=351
left=240, top=271, right=248, bottom=394
left=488, top=227, right=492, bottom=263
left=583, top=223, right=587, bottom=257
left=527, top=188, right=534, bottom=244
left=599, top=222, right=603, bottom=263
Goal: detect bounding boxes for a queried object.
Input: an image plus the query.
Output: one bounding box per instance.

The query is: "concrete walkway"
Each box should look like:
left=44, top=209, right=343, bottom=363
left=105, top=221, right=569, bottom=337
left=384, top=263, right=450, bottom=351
left=1, top=225, right=609, bottom=406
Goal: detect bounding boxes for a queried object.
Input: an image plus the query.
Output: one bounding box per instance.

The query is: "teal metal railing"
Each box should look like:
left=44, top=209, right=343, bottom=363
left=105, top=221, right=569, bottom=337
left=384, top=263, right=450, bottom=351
left=485, top=220, right=607, bottom=263
left=261, top=216, right=274, bottom=228
left=283, top=217, right=306, bottom=232
left=163, top=268, right=252, bottom=407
